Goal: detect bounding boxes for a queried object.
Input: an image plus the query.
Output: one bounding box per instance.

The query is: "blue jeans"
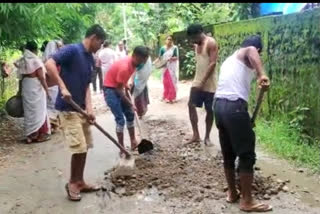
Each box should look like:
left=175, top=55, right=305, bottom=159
left=104, top=87, right=134, bottom=132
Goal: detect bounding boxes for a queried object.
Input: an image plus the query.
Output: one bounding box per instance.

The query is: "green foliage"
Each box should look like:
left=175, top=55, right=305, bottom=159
left=0, top=3, right=97, bottom=112
left=0, top=3, right=261, bottom=55
left=95, top=3, right=242, bottom=56
left=231, top=3, right=260, bottom=21
left=0, top=3, right=97, bottom=50
left=200, top=3, right=234, bottom=25
left=256, top=118, right=320, bottom=172
left=265, top=9, right=320, bottom=138
left=126, top=3, right=158, bottom=47
left=96, top=3, right=159, bottom=51
left=59, top=3, right=98, bottom=44
left=182, top=50, right=196, bottom=78
left=95, top=3, right=124, bottom=46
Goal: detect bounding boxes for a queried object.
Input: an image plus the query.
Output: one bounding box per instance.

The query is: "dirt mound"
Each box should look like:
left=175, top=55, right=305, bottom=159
left=108, top=144, right=226, bottom=201
left=105, top=118, right=288, bottom=203
left=247, top=172, right=291, bottom=200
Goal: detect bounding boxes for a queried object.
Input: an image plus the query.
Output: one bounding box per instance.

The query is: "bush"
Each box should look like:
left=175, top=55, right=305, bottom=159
left=183, top=50, right=196, bottom=77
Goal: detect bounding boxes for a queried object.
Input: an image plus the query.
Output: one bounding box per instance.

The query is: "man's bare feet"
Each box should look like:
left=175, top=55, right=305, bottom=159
left=204, top=138, right=214, bottom=147
left=226, top=189, right=240, bottom=203
left=131, top=139, right=138, bottom=151
left=240, top=200, right=272, bottom=212
left=77, top=181, right=101, bottom=193
left=119, top=151, right=125, bottom=158
left=185, top=135, right=201, bottom=144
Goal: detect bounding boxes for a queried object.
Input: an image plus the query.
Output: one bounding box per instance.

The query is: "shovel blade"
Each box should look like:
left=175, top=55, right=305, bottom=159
left=111, top=157, right=136, bottom=178
left=138, top=139, right=154, bottom=154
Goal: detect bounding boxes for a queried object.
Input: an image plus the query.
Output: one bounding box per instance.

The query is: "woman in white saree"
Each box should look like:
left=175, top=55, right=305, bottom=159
left=16, top=41, right=51, bottom=143
left=131, top=56, right=152, bottom=118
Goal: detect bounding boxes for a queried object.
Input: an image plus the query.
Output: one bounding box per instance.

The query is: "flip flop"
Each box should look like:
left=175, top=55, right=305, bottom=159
left=25, top=138, right=43, bottom=144
left=240, top=203, right=273, bottom=212
left=36, top=134, right=51, bottom=142
left=226, top=190, right=240, bottom=203
left=80, top=184, right=101, bottom=193
left=184, top=138, right=201, bottom=145
left=65, top=183, right=81, bottom=201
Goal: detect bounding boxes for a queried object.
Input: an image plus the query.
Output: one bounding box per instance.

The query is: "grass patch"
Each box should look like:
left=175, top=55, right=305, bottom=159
left=255, top=118, right=320, bottom=172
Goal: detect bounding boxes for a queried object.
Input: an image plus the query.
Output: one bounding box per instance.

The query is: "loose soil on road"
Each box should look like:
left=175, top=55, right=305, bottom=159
left=106, top=116, right=292, bottom=204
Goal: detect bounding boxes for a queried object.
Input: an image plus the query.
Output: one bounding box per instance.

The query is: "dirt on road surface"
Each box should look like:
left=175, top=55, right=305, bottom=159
left=1, top=79, right=320, bottom=214
left=107, top=118, right=291, bottom=202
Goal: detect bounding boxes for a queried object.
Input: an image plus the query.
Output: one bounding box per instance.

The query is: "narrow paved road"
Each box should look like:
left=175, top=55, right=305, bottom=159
left=0, top=78, right=320, bottom=214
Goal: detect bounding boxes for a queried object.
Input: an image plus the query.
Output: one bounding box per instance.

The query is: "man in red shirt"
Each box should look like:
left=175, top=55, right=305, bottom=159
left=103, top=46, right=149, bottom=156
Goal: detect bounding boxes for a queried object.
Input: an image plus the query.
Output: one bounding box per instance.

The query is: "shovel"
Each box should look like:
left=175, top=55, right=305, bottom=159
left=126, top=89, right=154, bottom=154
left=251, top=88, right=267, bottom=127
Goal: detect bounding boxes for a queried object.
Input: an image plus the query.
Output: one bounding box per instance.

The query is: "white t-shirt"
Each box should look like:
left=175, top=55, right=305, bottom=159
left=98, top=48, right=116, bottom=80
left=215, top=51, right=254, bottom=102
left=115, top=49, right=127, bottom=60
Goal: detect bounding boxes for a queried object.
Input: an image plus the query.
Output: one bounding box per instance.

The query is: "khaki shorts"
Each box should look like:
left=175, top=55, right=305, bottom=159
left=58, top=112, right=93, bottom=154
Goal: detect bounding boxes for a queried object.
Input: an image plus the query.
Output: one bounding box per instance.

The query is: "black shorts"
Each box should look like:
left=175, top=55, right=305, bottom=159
left=188, top=87, right=214, bottom=112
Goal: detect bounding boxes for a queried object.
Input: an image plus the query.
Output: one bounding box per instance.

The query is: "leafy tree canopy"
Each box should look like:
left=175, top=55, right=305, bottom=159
left=0, top=3, right=260, bottom=56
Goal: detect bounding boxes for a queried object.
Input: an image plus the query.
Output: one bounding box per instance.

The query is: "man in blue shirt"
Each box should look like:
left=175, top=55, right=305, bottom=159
left=45, top=24, right=106, bottom=201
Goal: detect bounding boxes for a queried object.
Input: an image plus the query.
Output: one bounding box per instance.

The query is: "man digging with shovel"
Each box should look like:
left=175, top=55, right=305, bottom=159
left=103, top=46, right=149, bottom=157
left=45, top=24, right=106, bottom=201
left=214, top=35, right=272, bottom=212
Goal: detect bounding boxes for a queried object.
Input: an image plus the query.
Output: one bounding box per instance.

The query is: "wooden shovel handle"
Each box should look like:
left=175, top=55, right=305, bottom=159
left=126, top=89, right=143, bottom=138
left=251, top=88, right=266, bottom=126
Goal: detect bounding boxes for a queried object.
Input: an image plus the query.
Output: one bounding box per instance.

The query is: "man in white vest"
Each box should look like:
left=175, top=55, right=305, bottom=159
left=214, top=35, right=271, bottom=212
